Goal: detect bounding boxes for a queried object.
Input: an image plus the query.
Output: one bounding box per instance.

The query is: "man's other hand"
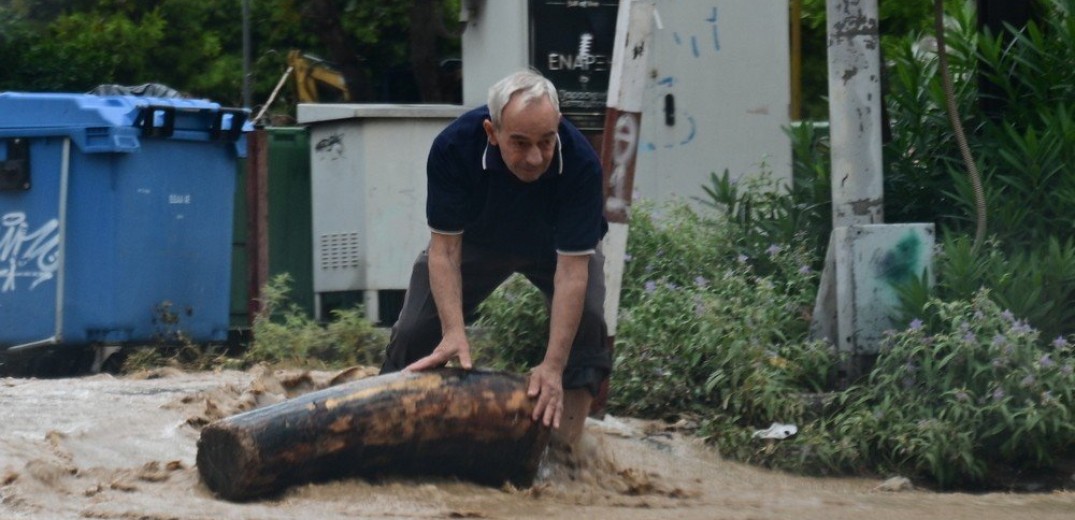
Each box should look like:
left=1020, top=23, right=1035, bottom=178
left=405, top=330, right=473, bottom=371
left=527, top=362, right=564, bottom=429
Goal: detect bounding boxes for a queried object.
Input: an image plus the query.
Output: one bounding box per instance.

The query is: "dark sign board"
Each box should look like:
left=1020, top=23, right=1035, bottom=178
left=529, top=0, right=619, bottom=132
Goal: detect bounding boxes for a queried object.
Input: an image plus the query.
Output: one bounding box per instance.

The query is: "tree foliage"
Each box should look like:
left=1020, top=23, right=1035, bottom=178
left=0, top=0, right=461, bottom=109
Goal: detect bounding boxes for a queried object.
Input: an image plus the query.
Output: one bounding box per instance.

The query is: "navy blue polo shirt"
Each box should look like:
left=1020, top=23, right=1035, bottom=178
left=426, top=106, right=607, bottom=260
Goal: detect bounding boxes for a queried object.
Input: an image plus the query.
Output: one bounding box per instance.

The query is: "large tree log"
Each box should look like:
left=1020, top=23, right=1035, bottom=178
left=196, top=368, right=550, bottom=501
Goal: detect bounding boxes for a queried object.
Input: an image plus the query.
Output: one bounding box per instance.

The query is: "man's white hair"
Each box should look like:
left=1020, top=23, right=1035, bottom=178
left=487, top=70, right=560, bottom=127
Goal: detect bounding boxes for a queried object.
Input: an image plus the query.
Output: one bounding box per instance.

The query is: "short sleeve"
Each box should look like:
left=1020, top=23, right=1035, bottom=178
left=426, top=134, right=468, bottom=234
left=555, top=146, right=605, bottom=254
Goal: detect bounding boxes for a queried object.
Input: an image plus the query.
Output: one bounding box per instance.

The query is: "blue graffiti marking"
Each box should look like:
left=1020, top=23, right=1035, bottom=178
left=640, top=113, right=697, bottom=153
left=680, top=115, right=697, bottom=146
left=691, top=35, right=700, bottom=57
left=657, top=76, right=676, bottom=87
left=707, top=7, right=720, bottom=51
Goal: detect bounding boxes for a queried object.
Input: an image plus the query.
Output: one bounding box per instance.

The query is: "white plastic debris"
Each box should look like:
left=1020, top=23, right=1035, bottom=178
left=752, top=422, right=798, bottom=440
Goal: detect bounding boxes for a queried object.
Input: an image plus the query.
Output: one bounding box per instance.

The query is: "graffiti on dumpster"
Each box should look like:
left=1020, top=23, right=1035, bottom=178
left=0, top=211, right=60, bottom=292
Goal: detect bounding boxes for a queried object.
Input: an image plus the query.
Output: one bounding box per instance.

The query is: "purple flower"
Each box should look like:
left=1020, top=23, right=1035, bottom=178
left=992, top=334, right=1007, bottom=347
left=973, top=310, right=986, bottom=320
left=1061, top=364, right=1073, bottom=376
left=693, top=296, right=706, bottom=317
left=798, top=264, right=812, bottom=275
left=1000, top=309, right=1015, bottom=322
left=694, top=276, right=709, bottom=288
left=766, top=244, right=782, bottom=256
left=644, top=281, right=657, bottom=293
left=1011, top=320, right=1035, bottom=334
left=1039, top=354, right=1055, bottom=368
left=992, top=388, right=1006, bottom=401
left=963, top=331, right=977, bottom=344
left=1020, top=374, right=1036, bottom=388
left=908, top=318, right=924, bottom=331
left=1052, top=336, right=1069, bottom=349
left=624, top=253, right=633, bottom=262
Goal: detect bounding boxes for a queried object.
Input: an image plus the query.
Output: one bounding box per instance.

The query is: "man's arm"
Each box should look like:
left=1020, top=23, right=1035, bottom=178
left=529, top=252, right=590, bottom=428
left=406, top=232, right=473, bottom=371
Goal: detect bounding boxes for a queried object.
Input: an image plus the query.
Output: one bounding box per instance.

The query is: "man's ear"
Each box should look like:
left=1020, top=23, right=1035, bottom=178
left=482, top=118, right=499, bottom=146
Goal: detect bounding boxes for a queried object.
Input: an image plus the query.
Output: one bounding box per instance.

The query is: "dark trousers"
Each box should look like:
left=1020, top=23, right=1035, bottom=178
left=380, top=242, right=611, bottom=395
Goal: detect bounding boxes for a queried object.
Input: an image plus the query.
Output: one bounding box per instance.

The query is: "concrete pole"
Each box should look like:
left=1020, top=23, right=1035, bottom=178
left=811, top=0, right=885, bottom=380
left=826, top=0, right=883, bottom=226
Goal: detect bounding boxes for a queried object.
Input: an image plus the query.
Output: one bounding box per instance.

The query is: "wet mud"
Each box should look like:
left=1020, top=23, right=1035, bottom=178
left=2, top=367, right=1074, bottom=519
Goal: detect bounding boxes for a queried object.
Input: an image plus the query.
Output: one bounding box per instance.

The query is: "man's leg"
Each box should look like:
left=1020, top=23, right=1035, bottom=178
left=381, top=245, right=514, bottom=373
left=556, top=389, right=593, bottom=447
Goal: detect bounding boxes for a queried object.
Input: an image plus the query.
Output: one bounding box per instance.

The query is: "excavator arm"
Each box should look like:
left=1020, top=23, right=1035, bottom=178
left=287, top=50, right=350, bottom=103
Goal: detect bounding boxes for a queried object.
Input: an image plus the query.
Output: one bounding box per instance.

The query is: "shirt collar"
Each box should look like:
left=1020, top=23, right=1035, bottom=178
left=482, top=134, right=563, bottom=175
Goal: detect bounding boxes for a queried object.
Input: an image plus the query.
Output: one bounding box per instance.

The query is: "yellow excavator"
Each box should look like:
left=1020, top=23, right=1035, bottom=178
left=253, top=50, right=350, bottom=124
left=287, top=50, right=349, bottom=103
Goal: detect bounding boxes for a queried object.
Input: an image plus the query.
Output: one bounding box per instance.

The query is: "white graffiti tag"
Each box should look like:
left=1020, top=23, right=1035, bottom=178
left=0, top=212, right=60, bottom=292
left=605, top=112, right=639, bottom=220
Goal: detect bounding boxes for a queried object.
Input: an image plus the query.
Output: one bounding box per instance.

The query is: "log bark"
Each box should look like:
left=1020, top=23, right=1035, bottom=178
left=196, top=368, right=550, bottom=501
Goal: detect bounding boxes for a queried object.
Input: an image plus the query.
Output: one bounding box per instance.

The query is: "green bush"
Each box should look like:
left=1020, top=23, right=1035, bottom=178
left=247, top=274, right=387, bottom=368
left=472, top=274, right=549, bottom=372
left=611, top=201, right=831, bottom=424
left=832, top=290, right=1075, bottom=487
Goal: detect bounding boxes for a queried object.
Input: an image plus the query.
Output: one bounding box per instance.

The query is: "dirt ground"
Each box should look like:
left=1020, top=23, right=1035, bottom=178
left=2, top=367, right=1074, bottom=520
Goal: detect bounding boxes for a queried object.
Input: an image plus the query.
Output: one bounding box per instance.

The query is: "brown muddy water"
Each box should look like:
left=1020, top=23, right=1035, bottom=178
left=2, top=367, right=1074, bottom=519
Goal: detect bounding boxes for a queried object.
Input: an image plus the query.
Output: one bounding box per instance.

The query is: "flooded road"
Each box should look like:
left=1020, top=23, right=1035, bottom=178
left=2, top=368, right=1073, bottom=519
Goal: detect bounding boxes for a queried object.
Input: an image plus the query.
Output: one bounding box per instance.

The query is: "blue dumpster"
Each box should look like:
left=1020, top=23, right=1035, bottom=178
left=0, top=93, right=250, bottom=351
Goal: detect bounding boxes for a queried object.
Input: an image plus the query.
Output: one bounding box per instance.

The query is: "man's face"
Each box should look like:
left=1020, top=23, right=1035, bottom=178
left=483, top=95, right=560, bottom=183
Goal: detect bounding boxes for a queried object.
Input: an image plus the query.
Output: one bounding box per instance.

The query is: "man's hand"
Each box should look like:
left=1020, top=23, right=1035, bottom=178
left=528, top=361, right=565, bottom=428
left=405, top=329, right=473, bottom=371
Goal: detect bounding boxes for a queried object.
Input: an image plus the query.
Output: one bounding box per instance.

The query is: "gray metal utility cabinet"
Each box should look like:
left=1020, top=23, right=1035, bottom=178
left=298, top=104, right=467, bottom=323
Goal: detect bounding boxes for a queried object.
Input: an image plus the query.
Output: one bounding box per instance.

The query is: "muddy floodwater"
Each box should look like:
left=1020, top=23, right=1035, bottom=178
left=2, top=367, right=1074, bottom=519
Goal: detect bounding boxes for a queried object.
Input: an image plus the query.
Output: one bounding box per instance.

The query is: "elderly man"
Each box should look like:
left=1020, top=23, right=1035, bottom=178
left=380, top=70, right=610, bottom=446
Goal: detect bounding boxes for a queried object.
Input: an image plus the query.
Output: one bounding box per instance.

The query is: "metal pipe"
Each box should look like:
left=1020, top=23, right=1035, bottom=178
left=790, top=0, right=802, bottom=121
left=242, top=0, right=252, bottom=109
left=56, top=137, right=69, bottom=340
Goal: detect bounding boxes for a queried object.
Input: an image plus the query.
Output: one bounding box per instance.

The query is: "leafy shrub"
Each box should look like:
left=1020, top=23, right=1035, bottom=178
left=873, top=0, right=1075, bottom=333
left=830, top=290, right=1075, bottom=487
left=611, top=201, right=831, bottom=425
left=895, top=235, right=1075, bottom=341
left=248, top=274, right=387, bottom=368
left=472, top=274, right=549, bottom=372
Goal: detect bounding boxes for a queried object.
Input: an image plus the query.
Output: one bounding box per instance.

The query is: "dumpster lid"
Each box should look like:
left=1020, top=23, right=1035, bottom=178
left=0, top=92, right=223, bottom=130
left=0, top=92, right=252, bottom=155
left=296, top=103, right=469, bottom=125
